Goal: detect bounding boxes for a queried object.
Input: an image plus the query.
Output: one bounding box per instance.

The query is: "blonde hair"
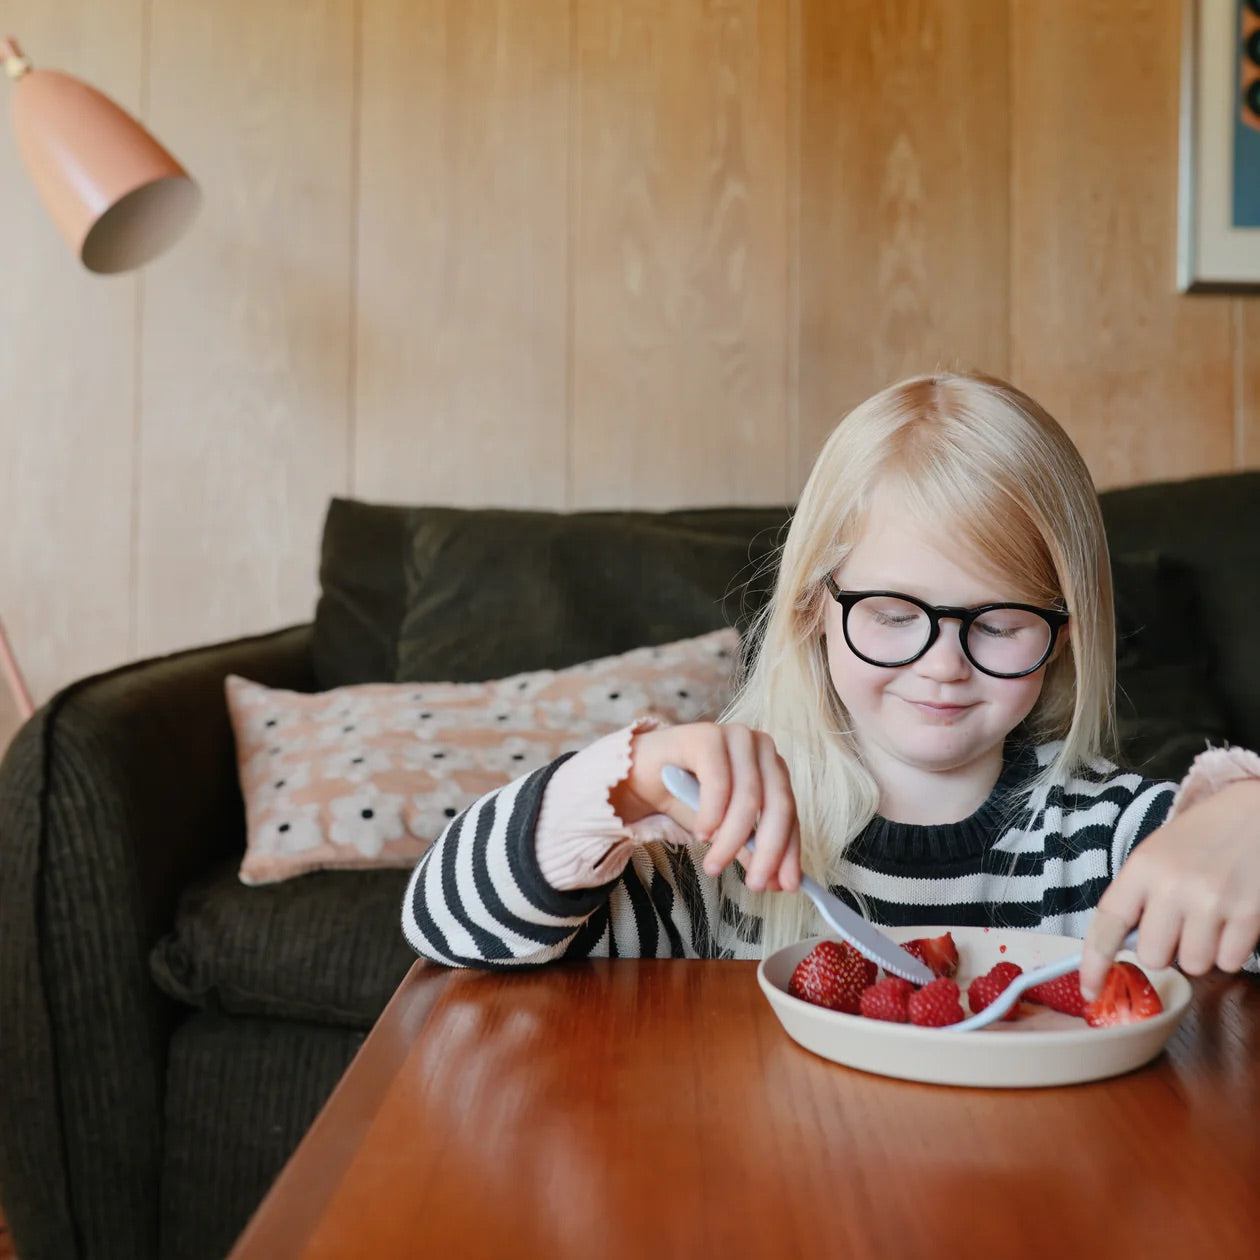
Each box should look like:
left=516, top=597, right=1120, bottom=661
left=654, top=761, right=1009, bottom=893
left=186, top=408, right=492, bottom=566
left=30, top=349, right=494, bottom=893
left=722, top=370, right=1116, bottom=954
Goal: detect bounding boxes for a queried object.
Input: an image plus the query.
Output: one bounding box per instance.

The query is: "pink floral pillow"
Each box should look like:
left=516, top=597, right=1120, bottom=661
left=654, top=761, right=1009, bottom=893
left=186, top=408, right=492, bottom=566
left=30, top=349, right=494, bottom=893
left=227, top=628, right=739, bottom=885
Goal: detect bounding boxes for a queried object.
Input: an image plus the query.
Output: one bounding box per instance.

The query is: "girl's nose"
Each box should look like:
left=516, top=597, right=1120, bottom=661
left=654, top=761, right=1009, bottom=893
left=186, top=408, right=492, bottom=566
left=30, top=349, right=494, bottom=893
left=914, top=620, right=971, bottom=681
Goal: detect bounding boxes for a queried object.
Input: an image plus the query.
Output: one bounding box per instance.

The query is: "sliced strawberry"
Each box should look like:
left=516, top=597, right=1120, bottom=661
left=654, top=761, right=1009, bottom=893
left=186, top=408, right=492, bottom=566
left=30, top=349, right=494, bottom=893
left=788, top=940, right=875, bottom=1014
left=1083, top=961, right=1164, bottom=1027
left=859, top=976, right=913, bottom=1023
left=902, top=932, right=959, bottom=979
left=966, top=961, right=1024, bottom=1019
left=1024, top=970, right=1087, bottom=1017
left=906, top=977, right=965, bottom=1027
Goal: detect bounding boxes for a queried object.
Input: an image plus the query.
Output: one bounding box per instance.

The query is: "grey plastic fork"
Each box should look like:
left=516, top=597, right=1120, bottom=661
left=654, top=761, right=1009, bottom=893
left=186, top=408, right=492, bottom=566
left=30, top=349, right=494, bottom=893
left=950, top=928, right=1141, bottom=1031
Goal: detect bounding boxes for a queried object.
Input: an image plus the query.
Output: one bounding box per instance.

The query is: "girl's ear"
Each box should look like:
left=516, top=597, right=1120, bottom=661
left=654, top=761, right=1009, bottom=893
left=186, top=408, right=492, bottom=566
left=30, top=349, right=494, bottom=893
left=1048, top=618, right=1071, bottom=663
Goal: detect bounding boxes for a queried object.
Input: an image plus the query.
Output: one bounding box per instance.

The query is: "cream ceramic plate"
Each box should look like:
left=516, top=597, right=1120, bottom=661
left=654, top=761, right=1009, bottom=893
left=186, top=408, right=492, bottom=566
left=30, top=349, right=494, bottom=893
left=758, top=925, right=1193, bottom=1088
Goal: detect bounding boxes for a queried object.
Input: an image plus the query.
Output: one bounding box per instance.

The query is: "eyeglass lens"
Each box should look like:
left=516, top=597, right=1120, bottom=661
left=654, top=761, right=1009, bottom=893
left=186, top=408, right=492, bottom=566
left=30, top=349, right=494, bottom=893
left=845, top=595, right=1052, bottom=675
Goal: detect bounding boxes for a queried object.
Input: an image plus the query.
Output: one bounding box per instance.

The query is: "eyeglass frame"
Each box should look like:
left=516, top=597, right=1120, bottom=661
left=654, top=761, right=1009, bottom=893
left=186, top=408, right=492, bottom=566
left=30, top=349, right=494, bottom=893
left=822, top=577, right=1070, bottom=679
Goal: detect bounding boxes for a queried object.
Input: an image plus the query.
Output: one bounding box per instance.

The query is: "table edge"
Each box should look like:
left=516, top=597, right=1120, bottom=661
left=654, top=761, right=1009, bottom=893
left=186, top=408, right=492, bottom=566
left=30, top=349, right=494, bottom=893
left=227, top=959, right=452, bottom=1259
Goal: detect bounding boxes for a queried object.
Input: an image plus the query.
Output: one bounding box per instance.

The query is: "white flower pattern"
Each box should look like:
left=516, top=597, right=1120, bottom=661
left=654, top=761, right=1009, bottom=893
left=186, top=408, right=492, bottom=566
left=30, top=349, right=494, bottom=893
left=328, top=790, right=406, bottom=857
left=226, top=628, right=739, bottom=884
left=322, top=747, right=393, bottom=782
left=260, top=804, right=323, bottom=855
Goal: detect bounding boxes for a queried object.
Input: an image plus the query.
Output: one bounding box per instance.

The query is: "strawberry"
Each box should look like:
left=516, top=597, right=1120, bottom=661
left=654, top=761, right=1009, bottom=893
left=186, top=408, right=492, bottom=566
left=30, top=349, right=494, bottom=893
left=1024, top=970, right=1087, bottom=1017
left=966, top=961, right=1024, bottom=1019
left=1083, top=961, right=1164, bottom=1027
left=859, top=976, right=913, bottom=1023
left=788, top=940, right=875, bottom=1014
left=902, top=932, right=960, bottom=979
left=906, top=977, right=965, bottom=1027
left=855, top=949, right=878, bottom=989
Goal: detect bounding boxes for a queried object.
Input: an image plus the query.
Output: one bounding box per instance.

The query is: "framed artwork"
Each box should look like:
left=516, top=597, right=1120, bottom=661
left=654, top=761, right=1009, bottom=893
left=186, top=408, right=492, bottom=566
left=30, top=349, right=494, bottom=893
left=1177, top=0, right=1260, bottom=291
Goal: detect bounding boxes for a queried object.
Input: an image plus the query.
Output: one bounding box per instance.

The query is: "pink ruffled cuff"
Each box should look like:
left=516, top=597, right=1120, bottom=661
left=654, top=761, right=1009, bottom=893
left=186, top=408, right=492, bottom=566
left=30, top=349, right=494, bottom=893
left=1168, top=745, right=1260, bottom=822
left=534, top=717, right=693, bottom=891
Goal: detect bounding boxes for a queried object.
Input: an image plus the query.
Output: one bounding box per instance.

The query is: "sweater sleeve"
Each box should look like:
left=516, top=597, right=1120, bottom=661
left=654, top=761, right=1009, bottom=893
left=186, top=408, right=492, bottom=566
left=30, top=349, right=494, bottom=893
left=1109, top=777, right=1177, bottom=878
left=535, top=719, right=694, bottom=889
left=400, top=727, right=724, bottom=968
left=1115, top=745, right=1260, bottom=874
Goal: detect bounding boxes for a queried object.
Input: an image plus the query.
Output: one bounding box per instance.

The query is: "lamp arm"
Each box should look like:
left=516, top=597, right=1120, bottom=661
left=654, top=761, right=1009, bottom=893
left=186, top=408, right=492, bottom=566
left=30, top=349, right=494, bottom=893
left=0, top=616, right=34, bottom=720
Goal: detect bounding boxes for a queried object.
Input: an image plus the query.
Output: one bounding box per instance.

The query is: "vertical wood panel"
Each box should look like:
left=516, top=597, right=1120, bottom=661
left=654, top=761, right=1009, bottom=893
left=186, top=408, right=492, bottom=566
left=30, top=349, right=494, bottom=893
left=136, top=0, right=355, bottom=657
left=797, top=0, right=1010, bottom=484
left=570, top=0, right=790, bottom=509
left=5, top=0, right=1259, bottom=710
left=0, top=5, right=141, bottom=703
left=1011, top=0, right=1234, bottom=489
left=355, top=0, right=571, bottom=508
left=1241, top=302, right=1260, bottom=467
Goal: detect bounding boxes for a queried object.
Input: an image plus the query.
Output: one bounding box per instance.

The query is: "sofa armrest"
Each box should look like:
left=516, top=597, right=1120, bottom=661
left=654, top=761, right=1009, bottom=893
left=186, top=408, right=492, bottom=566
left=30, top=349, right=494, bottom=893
left=0, top=623, right=315, bottom=1260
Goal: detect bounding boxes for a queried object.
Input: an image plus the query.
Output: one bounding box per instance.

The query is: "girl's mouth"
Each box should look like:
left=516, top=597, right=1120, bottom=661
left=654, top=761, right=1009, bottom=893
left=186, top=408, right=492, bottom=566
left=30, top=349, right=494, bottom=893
left=901, top=698, right=975, bottom=720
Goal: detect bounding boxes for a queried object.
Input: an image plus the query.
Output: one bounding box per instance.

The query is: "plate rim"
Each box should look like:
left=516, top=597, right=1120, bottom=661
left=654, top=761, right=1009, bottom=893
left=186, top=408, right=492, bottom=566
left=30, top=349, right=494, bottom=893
left=756, top=926, right=1193, bottom=1086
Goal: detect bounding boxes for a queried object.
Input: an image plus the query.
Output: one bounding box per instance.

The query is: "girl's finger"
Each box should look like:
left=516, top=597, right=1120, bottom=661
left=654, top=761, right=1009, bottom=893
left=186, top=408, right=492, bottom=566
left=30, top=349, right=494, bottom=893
left=763, top=745, right=801, bottom=890
left=745, top=739, right=794, bottom=891
left=1217, top=913, right=1260, bottom=973
left=701, top=726, right=762, bottom=876
left=778, top=821, right=802, bottom=892
left=1133, top=897, right=1184, bottom=973
left=1081, top=899, right=1143, bottom=999
left=1174, top=911, right=1224, bottom=976
left=687, top=732, right=734, bottom=842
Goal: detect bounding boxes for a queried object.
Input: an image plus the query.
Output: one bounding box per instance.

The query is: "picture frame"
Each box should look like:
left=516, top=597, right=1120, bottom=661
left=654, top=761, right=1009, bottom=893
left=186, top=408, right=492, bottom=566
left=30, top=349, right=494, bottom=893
left=1177, top=0, right=1260, bottom=292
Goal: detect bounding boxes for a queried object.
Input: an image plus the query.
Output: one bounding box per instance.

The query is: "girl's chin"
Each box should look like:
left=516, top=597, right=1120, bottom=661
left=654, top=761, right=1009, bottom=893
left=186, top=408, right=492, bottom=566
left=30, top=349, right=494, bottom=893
left=887, top=732, right=1004, bottom=773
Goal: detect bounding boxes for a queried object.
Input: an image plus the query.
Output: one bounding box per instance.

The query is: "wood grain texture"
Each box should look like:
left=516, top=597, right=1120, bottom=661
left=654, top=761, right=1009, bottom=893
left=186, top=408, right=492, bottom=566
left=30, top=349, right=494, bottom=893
left=1240, top=300, right=1260, bottom=467
left=569, top=0, right=791, bottom=509
left=230, top=961, right=1260, bottom=1260
left=0, top=3, right=142, bottom=701
left=135, top=0, right=355, bottom=657
left=1010, top=0, right=1235, bottom=490
left=354, top=0, right=571, bottom=508
left=4, top=0, right=1260, bottom=708
left=796, top=0, right=1010, bottom=484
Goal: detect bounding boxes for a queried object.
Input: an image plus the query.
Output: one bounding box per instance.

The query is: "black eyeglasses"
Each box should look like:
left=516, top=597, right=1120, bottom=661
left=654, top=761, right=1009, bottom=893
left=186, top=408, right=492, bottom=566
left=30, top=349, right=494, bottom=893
left=824, top=578, right=1069, bottom=679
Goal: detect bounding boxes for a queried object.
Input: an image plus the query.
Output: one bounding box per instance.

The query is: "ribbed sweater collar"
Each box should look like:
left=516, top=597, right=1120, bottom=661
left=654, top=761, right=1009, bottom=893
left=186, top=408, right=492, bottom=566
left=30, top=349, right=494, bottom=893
left=848, top=743, right=1039, bottom=866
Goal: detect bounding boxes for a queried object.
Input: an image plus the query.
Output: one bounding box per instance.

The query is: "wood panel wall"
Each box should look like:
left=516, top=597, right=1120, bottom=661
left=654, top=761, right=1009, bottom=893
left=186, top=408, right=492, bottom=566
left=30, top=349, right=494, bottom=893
left=0, top=0, right=1255, bottom=719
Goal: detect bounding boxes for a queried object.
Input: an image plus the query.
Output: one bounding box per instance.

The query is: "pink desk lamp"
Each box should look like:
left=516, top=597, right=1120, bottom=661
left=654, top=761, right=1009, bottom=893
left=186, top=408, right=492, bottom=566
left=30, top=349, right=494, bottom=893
left=2, top=35, right=200, bottom=720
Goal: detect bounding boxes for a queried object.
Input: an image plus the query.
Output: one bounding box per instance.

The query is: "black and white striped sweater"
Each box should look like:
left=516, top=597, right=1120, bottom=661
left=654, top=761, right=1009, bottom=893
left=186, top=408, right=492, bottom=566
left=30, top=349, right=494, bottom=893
left=401, top=742, right=1179, bottom=967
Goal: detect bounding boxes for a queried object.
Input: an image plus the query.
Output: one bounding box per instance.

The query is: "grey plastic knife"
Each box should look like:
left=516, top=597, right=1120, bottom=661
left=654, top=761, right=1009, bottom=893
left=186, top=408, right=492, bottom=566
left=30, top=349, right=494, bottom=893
left=661, top=763, right=935, bottom=985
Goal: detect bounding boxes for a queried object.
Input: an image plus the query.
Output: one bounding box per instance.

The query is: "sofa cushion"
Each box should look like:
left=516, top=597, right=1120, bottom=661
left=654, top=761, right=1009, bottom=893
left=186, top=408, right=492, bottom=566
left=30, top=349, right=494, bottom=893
left=312, top=499, right=791, bottom=690
left=311, top=498, right=415, bottom=689
left=226, top=628, right=739, bottom=886
left=161, top=1012, right=365, bottom=1260
left=396, top=505, right=790, bottom=682
left=150, top=861, right=415, bottom=1029
left=1100, top=472, right=1260, bottom=752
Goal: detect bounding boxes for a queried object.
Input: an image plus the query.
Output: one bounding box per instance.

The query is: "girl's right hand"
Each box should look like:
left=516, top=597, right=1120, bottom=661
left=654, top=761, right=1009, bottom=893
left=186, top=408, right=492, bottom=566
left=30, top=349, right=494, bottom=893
left=608, top=722, right=801, bottom=894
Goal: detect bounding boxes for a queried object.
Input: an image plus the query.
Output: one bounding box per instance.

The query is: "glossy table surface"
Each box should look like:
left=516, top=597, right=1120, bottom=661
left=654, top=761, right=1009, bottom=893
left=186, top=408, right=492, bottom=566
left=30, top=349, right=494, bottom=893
left=229, top=959, right=1260, bottom=1259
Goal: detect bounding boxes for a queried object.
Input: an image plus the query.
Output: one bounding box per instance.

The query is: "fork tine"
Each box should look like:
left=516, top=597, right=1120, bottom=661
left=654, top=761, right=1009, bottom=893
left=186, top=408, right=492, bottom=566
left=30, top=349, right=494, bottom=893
left=951, top=929, right=1141, bottom=1031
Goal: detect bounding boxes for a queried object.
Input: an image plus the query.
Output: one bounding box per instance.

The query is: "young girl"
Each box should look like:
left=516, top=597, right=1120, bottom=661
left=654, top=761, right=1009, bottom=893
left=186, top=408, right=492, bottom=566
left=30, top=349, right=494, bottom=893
left=401, top=371, right=1260, bottom=994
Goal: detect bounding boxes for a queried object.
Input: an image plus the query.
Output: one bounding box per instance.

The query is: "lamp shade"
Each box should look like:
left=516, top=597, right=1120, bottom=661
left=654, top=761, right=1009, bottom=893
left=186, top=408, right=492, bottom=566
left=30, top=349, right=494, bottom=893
left=4, top=37, right=199, bottom=273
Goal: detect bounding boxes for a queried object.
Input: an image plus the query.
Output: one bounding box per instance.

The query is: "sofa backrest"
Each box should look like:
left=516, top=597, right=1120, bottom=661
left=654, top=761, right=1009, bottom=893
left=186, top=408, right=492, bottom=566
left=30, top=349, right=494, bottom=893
left=313, top=473, right=1258, bottom=776
left=312, top=498, right=792, bottom=689
left=1100, top=471, right=1260, bottom=754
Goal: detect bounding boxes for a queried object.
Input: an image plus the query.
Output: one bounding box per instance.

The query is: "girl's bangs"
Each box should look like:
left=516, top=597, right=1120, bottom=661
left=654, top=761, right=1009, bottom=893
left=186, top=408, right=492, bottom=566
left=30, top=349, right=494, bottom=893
left=880, top=460, right=1061, bottom=607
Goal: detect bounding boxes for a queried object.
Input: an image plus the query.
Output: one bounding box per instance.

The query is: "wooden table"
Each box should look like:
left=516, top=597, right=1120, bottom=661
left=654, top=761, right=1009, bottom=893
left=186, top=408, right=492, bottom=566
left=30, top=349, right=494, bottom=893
left=230, top=960, right=1260, bottom=1259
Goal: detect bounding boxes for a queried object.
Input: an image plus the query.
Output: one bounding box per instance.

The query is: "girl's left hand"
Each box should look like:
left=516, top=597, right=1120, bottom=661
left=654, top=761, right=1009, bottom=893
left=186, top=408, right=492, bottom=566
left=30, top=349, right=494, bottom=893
left=1080, top=778, right=1260, bottom=999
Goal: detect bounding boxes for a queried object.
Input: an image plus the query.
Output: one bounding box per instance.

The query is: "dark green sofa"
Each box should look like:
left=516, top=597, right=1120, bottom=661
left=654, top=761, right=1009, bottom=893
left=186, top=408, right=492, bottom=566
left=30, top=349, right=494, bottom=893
left=1, top=474, right=1256, bottom=1260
